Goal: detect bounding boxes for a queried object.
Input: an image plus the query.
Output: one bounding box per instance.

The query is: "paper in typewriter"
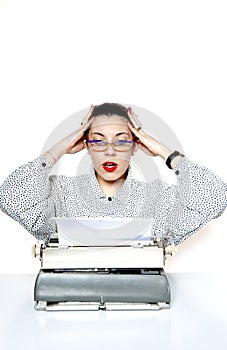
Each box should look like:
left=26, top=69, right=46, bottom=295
left=54, top=217, right=154, bottom=246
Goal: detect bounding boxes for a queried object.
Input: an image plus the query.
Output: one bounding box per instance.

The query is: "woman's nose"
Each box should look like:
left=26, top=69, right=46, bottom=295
left=104, top=144, right=116, bottom=156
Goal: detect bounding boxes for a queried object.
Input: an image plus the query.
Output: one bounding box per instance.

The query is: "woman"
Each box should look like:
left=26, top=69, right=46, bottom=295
left=0, top=103, right=226, bottom=245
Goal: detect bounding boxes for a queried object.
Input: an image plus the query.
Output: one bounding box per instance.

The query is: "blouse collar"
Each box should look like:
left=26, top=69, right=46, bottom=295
left=88, top=166, right=133, bottom=203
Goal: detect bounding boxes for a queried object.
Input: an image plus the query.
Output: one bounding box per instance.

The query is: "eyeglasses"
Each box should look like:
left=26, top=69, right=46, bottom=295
left=87, top=139, right=134, bottom=152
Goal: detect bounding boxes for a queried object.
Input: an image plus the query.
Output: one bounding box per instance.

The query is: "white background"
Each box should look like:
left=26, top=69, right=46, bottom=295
left=0, top=0, right=226, bottom=273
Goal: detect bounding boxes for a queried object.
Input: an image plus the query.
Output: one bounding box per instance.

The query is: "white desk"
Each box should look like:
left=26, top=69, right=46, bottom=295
left=0, top=273, right=227, bottom=350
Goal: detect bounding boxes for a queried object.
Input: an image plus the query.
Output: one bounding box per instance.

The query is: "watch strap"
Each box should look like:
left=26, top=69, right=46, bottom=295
left=166, top=151, right=183, bottom=169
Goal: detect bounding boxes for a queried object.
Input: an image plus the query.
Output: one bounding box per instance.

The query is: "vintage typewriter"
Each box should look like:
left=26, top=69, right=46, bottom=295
left=33, top=218, right=175, bottom=311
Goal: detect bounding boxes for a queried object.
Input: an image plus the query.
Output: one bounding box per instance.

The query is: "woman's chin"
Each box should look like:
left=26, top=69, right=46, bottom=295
left=96, top=167, right=127, bottom=183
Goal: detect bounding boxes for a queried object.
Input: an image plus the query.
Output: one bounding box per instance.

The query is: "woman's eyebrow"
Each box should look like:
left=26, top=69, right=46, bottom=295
left=116, top=132, right=130, bottom=136
left=90, top=132, right=104, bottom=137
left=90, top=132, right=130, bottom=137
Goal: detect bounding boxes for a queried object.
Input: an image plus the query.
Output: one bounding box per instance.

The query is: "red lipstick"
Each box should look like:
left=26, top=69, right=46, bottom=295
left=102, top=162, right=118, bottom=172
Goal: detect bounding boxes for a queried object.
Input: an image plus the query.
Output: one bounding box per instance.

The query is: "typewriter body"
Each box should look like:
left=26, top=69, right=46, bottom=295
left=33, top=218, right=175, bottom=311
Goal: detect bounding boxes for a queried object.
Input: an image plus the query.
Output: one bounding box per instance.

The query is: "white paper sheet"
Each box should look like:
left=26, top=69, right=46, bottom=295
left=54, top=217, right=154, bottom=246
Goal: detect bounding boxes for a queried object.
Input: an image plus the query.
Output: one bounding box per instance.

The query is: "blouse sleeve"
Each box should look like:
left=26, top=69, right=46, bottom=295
left=152, top=157, right=227, bottom=245
left=0, top=156, right=63, bottom=241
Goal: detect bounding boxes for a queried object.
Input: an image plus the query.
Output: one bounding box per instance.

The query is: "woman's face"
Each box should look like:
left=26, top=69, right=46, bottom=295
left=87, top=115, right=138, bottom=183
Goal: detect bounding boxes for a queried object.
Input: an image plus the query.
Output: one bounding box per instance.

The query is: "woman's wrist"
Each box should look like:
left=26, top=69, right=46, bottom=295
left=43, top=150, right=58, bottom=165
left=158, top=144, right=173, bottom=162
left=44, top=140, right=69, bottom=164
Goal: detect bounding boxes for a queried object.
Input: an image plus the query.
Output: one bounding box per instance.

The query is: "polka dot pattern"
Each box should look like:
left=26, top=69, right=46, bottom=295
left=0, top=155, right=226, bottom=245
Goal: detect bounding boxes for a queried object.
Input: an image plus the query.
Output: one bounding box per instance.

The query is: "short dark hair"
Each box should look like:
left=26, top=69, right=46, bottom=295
left=90, top=102, right=130, bottom=121
left=85, top=102, right=134, bottom=140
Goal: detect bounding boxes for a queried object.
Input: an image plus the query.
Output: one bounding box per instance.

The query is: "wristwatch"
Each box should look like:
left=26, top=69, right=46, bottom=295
left=166, top=151, right=184, bottom=169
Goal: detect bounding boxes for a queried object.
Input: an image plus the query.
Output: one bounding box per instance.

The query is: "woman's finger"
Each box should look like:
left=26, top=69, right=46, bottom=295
left=80, top=116, right=94, bottom=132
left=128, top=122, right=145, bottom=137
left=128, top=122, right=163, bottom=157
left=138, top=142, right=156, bottom=156
left=80, top=104, right=94, bottom=126
left=127, top=107, right=143, bottom=129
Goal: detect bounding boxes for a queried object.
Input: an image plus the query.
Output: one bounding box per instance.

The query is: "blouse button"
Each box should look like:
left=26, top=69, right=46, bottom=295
left=42, top=162, right=46, bottom=167
left=175, top=170, right=179, bottom=175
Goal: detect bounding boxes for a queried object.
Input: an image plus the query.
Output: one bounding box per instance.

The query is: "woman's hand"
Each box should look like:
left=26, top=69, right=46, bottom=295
left=127, top=107, right=172, bottom=161
left=65, top=105, right=94, bottom=154
left=44, top=105, right=94, bottom=164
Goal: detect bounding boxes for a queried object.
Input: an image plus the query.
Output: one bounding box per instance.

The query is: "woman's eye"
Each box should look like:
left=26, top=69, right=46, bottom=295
left=95, top=140, right=106, bottom=145
left=115, top=140, right=127, bottom=143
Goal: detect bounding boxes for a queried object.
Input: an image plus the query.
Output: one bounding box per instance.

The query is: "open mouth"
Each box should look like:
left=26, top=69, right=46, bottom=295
left=102, top=162, right=118, bottom=172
